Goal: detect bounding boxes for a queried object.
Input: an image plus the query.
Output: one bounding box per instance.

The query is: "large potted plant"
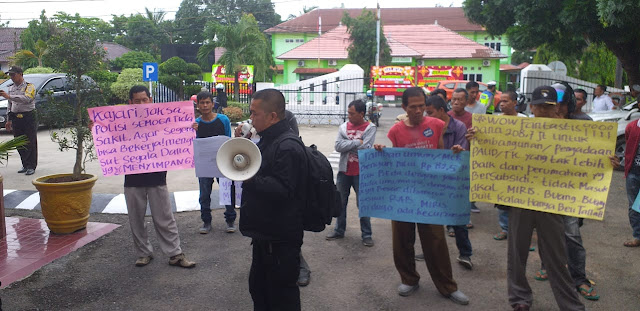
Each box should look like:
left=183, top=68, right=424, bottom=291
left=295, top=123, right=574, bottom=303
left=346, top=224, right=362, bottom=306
left=31, top=25, right=106, bottom=234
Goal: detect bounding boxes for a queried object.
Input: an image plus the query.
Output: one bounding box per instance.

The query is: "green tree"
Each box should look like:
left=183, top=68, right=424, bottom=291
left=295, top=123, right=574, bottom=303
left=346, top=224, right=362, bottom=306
left=111, top=51, right=157, bottom=70
left=46, top=24, right=106, bottom=180
left=53, top=12, right=114, bottom=41
left=197, top=14, right=272, bottom=100
left=342, top=10, right=391, bottom=78
left=578, top=42, right=623, bottom=86
left=110, top=68, right=146, bottom=102
left=158, top=56, right=201, bottom=99
left=174, top=0, right=281, bottom=44
left=463, top=0, right=640, bottom=86
left=19, top=11, right=57, bottom=68
left=115, top=14, right=169, bottom=56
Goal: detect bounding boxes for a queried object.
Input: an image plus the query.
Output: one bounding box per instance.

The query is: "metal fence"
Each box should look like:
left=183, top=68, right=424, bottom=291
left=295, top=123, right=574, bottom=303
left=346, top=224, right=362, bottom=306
left=277, top=73, right=365, bottom=125
left=153, top=81, right=256, bottom=106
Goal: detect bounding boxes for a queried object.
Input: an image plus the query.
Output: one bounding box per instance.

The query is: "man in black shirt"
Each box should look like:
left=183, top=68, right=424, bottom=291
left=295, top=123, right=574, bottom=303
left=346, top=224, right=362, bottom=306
left=240, top=89, right=307, bottom=310
left=124, top=85, right=195, bottom=268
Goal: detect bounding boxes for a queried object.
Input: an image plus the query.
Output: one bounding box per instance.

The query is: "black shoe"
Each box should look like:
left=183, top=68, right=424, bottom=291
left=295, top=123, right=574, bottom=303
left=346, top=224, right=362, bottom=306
left=25, top=169, right=35, bottom=175
left=199, top=222, right=211, bottom=234
left=297, top=269, right=310, bottom=286
left=17, top=167, right=27, bottom=173
left=457, top=256, right=473, bottom=270
left=325, top=231, right=344, bottom=240
left=415, top=254, right=425, bottom=261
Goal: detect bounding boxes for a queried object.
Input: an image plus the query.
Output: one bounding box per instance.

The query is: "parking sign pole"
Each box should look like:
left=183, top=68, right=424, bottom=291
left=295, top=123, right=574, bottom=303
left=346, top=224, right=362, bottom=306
left=149, top=81, right=153, bottom=102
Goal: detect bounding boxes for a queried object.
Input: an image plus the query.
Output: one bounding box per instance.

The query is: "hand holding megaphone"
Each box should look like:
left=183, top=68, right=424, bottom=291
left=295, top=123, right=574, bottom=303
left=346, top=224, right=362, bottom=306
left=235, top=120, right=255, bottom=138
left=217, top=137, right=262, bottom=181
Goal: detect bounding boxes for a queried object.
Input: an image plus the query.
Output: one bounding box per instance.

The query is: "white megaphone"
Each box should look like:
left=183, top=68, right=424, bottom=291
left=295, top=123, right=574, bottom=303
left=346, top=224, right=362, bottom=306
left=216, top=137, right=262, bottom=181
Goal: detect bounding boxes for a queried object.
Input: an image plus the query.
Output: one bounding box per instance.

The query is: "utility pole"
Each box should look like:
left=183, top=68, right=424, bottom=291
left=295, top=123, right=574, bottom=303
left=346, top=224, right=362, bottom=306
left=374, top=2, right=381, bottom=103
left=375, top=3, right=380, bottom=67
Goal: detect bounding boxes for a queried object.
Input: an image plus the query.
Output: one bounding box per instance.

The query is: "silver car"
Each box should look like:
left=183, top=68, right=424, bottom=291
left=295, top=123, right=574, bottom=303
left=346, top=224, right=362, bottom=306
left=588, top=101, right=640, bottom=170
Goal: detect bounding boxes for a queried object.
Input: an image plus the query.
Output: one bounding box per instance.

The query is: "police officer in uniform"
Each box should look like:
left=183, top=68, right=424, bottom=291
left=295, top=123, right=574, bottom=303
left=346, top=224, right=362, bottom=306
left=1, top=66, right=37, bottom=175
left=480, top=81, right=497, bottom=114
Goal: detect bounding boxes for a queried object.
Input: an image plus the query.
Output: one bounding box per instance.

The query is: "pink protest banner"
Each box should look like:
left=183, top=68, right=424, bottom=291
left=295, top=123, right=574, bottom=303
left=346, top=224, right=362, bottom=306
left=88, top=101, right=196, bottom=176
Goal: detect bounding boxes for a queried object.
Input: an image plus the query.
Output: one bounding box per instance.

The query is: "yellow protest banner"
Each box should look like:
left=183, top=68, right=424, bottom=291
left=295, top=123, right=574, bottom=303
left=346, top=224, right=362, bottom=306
left=470, top=114, right=616, bottom=220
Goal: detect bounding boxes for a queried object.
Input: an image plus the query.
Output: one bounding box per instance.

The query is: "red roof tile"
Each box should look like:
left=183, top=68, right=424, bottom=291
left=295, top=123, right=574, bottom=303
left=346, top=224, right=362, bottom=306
left=277, top=24, right=505, bottom=60
left=293, top=68, right=338, bottom=74
left=266, top=7, right=483, bottom=34
left=500, top=64, right=521, bottom=71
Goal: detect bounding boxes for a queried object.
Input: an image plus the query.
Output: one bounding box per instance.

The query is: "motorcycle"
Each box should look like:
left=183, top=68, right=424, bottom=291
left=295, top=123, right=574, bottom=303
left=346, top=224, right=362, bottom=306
left=366, top=101, right=383, bottom=126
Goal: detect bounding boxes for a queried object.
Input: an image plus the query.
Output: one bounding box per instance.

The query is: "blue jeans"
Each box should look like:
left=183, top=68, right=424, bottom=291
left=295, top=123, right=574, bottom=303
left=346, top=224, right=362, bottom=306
left=335, top=172, right=372, bottom=239
left=626, top=172, right=640, bottom=239
left=499, top=209, right=509, bottom=233
left=451, top=225, right=472, bottom=257
left=199, top=177, right=236, bottom=224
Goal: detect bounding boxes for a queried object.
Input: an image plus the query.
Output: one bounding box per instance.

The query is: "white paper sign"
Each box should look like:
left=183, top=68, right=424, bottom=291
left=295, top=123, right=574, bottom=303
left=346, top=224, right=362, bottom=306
left=193, top=136, right=231, bottom=178
left=218, top=177, right=242, bottom=206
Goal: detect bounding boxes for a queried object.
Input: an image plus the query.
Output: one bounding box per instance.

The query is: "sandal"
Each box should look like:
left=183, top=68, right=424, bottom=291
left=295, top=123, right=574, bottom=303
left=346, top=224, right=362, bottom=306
left=623, top=238, right=640, bottom=247
left=534, top=269, right=548, bottom=281
left=529, top=245, right=535, bottom=252
left=466, top=222, right=474, bottom=229
left=493, top=231, right=507, bottom=240
left=578, top=285, right=600, bottom=301
left=447, top=227, right=455, bottom=237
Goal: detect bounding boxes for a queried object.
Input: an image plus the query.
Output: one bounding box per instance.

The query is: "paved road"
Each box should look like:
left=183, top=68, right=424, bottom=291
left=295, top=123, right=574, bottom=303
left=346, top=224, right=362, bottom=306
left=2, top=110, right=640, bottom=310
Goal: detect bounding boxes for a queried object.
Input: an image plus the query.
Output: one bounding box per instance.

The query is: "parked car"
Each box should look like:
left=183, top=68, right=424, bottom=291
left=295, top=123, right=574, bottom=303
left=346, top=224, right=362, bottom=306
left=435, top=80, right=502, bottom=107
left=588, top=101, right=640, bottom=170
left=0, top=74, right=97, bottom=129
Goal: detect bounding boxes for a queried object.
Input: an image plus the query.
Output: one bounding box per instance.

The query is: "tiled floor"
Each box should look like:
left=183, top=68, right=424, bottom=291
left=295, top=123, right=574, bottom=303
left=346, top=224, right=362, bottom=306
left=0, top=217, right=120, bottom=288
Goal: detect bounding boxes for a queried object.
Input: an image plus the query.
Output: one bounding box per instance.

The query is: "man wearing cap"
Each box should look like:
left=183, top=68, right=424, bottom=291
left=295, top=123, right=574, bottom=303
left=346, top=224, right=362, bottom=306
left=479, top=81, right=497, bottom=114
left=1, top=66, right=38, bottom=175
left=505, top=86, right=585, bottom=311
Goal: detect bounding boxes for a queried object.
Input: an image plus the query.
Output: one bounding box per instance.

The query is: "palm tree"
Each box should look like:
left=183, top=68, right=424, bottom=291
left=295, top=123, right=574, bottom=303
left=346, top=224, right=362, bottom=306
left=144, top=8, right=166, bottom=26
left=197, top=14, right=272, bottom=101
left=9, top=39, right=49, bottom=67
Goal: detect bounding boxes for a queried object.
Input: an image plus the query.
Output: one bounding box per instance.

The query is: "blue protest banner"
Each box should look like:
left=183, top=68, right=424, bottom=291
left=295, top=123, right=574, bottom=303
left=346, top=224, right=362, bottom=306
left=357, top=148, right=470, bottom=225
left=633, top=192, right=640, bottom=214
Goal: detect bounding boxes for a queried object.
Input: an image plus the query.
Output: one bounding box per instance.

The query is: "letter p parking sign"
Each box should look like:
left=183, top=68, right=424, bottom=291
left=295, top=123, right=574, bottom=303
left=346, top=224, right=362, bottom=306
left=143, top=62, right=158, bottom=82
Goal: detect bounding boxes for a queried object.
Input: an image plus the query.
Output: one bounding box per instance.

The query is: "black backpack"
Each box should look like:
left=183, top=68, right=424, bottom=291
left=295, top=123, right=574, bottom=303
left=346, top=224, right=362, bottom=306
left=274, top=135, right=342, bottom=232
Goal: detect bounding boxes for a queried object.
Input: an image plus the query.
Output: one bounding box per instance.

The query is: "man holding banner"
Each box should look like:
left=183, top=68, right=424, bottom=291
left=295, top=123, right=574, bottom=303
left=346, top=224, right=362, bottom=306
left=123, top=86, right=196, bottom=269
left=192, top=91, right=235, bottom=234
left=423, top=95, right=474, bottom=270
left=495, top=86, right=584, bottom=311
left=373, top=87, right=469, bottom=305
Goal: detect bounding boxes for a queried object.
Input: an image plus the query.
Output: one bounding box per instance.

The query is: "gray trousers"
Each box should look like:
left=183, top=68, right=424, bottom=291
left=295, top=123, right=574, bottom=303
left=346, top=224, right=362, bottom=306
left=507, top=208, right=584, bottom=310
left=541, top=216, right=589, bottom=288
left=124, top=186, right=182, bottom=258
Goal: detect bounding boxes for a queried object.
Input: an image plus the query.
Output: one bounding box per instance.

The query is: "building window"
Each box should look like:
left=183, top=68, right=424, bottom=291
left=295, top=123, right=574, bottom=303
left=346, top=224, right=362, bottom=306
left=490, top=43, right=495, bottom=49
left=485, top=43, right=490, bottom=47
left=285, top=39, right=293, bottom=43
left=484, top=41, right=502, bottom=52
left=464, top=74, right=483, bottom=82
left=295, top=39, right=304, bottom=43
left=496, top=43, right=501, bottom=51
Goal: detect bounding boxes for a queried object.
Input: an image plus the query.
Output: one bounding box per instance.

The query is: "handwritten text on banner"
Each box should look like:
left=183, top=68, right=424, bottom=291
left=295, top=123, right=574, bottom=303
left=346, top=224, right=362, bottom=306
left=470, top=114, right=616, bottom=220
left=358, top=148, right=470, bottom=226
left=88, top=101, right=195, bottom=176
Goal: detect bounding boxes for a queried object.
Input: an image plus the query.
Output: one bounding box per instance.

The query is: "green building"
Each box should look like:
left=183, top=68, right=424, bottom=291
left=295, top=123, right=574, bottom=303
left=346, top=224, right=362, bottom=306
left=265, top=7, right=511, bottom=86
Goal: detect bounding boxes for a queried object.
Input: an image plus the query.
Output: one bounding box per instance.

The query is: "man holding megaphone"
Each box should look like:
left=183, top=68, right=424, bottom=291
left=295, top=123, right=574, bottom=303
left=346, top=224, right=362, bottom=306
left=238, top=89, right=308, bottom=311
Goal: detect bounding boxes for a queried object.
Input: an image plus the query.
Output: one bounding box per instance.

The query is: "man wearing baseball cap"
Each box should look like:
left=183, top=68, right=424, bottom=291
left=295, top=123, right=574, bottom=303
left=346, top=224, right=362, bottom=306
left=1, top=66, right=38, bottom=175
left=506, top=86, right=585, bottom=311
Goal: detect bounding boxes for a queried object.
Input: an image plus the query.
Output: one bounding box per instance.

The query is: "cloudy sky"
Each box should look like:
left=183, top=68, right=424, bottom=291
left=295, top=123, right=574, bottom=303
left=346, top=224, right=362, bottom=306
left=1, top=0, right=464, bottom=27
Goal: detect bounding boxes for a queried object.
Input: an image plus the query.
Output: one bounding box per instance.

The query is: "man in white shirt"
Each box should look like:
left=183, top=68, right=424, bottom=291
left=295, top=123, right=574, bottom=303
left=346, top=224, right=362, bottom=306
left=592, top=84, right=615, bottom=112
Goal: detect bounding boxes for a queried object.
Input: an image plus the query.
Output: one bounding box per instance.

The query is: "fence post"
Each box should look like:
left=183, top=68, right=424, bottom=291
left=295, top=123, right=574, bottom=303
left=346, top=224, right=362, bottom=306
left=0, top=175, right=5, bottom=239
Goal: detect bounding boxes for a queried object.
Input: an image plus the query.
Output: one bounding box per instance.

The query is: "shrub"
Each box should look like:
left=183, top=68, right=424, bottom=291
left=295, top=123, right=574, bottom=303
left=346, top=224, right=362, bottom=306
left=222, top=107, right=244, bottom=122
left=24, top=67, right=55, bottom=74
left=111, top=51, right=156, bottom=70
left=110, top=68, right=146, bottom=102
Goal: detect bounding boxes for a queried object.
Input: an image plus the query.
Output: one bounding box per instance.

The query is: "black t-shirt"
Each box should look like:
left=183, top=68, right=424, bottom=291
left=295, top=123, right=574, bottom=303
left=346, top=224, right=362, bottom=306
left=124, top=171, right=167, bottom=187
left=196, top=117, right=226, bottom=138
